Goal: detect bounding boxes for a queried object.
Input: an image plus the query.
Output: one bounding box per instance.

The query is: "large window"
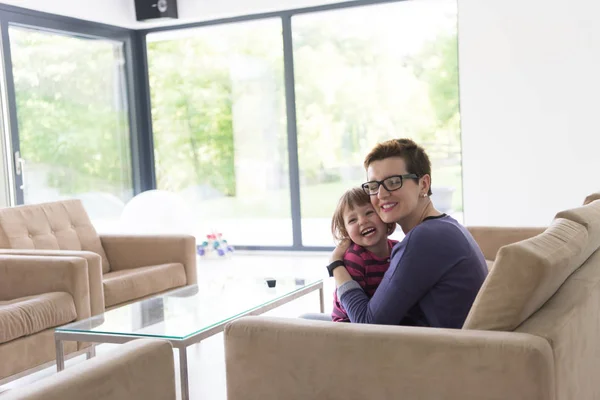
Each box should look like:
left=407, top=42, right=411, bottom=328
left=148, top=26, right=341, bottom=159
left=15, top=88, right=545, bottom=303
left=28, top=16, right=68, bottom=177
left=146, top=0, right=461, bottom=248
left=293, top=0, right=461, bottom=246
left=0, top=0, right=461, bottom=248
left=147, top=20, right=291, bottom=246
left=9, top=26, right=133, bottom=230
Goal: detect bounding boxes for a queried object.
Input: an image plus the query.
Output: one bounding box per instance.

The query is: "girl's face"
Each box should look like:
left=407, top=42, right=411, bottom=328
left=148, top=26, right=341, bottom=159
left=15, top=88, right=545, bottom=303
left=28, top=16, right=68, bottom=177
left=343, top=203, right=388, bottom=249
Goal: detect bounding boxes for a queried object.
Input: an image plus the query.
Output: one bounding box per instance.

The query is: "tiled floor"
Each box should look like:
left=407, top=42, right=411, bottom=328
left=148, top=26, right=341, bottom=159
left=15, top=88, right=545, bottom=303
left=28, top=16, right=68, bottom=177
left=0, top=252, right=335, bottom=400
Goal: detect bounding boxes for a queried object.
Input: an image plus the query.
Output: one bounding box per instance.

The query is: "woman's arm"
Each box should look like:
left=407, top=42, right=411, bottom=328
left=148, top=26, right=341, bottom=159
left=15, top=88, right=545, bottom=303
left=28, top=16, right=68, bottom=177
left=329, top=240, right=353, bottom=287
left=339, top=228, right=460, bottom=324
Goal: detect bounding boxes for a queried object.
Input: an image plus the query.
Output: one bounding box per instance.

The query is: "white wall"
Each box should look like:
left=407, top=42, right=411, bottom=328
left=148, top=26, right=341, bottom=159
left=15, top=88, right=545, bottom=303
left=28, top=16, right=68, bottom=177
left=459, top=0, right=600, bottom=227
left=142, top=0, right=347, bottom=29
left=0, top=0, right=349, bottom=28
left=0, top=0, right=134, bottom=27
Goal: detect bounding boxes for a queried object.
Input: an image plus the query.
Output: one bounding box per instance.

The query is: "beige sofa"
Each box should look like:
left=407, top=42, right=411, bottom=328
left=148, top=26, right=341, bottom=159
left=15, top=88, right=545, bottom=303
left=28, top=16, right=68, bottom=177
left=225, top=199, right=600, bottom=400
left=1, top=339, right=176, bottom=400
left=0, top=255, right=93, bottom=381
left=0, top=199, right=197, bottom=381
left=0, top=199, right=197, bottom=311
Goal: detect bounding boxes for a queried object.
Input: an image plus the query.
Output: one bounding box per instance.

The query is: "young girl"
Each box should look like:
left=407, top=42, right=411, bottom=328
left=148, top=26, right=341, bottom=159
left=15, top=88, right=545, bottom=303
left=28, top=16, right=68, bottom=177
left=330, top=187, right=398, bottom=322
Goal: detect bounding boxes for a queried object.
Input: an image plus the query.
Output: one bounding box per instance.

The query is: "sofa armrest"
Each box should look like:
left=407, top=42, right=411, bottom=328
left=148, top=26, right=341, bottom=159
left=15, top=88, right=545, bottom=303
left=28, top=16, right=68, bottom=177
left=225, top=317, right=555, bottom=400
left=0, top=255, right=91, bottom=322
left=99, top=234, right=197, bottom=285
left=584, top=192, right=600, bottom=205
left=0, top=249, right=104, bottom=316
left=0, top=339, right=176, bottom=400
left=467, top=226, right=546, bottom=260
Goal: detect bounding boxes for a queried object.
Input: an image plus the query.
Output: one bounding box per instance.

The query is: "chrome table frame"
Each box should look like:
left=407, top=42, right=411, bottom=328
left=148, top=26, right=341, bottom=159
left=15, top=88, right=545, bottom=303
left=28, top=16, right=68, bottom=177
left=55, top=280, right=324, bottom=400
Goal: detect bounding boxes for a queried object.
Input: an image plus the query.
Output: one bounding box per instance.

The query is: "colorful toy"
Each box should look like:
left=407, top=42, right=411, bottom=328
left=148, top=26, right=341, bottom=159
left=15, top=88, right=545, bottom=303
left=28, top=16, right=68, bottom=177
left=197, top=231, right=234, bottom=258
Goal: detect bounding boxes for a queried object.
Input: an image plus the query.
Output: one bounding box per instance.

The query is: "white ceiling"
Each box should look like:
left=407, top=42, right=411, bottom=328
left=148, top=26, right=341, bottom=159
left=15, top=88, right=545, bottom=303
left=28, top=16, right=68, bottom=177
left=0, top=0, right=353, bottom=29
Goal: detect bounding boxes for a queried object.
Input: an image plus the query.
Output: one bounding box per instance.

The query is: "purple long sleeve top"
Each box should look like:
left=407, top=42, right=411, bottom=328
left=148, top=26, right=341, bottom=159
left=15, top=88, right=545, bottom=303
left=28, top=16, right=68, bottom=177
left=337, top=215, right=488, bottom=328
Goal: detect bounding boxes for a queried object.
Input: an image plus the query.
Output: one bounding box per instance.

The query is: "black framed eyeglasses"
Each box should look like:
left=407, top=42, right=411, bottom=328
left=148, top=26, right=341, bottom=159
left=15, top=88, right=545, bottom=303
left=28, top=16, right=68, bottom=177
left=361, top=174, right=419, bottom=196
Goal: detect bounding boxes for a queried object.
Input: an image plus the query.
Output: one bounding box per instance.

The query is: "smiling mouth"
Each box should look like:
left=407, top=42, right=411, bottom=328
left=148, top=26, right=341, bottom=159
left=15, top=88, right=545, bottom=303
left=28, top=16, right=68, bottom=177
left=381, top=203, right=397, bottom=212
left=361, top=228, right=376, bottom=236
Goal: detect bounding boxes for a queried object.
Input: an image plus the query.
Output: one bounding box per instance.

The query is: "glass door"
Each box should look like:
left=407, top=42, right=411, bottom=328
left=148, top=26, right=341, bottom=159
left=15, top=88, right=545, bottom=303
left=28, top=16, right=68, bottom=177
left=7, top=26, right=134, bottom=230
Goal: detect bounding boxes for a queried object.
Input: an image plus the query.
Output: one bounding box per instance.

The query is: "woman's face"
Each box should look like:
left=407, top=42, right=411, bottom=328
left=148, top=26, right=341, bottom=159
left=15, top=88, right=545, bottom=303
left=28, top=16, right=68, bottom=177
left=366, top=157, right=424, bottom=224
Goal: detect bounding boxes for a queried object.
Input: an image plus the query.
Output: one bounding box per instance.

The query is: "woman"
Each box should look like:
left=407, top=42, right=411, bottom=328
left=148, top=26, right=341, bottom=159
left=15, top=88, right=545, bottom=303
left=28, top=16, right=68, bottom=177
left=327, top=138, right=488, bottom=328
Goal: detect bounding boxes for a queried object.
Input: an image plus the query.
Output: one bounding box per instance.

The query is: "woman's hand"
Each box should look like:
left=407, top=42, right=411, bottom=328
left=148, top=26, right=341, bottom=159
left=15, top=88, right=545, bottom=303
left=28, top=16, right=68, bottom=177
left=330, top=239, right=351, bottom=263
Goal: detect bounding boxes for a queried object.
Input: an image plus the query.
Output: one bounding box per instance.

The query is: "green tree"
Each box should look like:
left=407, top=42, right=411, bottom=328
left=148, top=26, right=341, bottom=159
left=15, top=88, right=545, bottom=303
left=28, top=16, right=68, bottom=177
left=408, top=31, right=461, bottom=144
left=148, top=37, right=235, bottom=195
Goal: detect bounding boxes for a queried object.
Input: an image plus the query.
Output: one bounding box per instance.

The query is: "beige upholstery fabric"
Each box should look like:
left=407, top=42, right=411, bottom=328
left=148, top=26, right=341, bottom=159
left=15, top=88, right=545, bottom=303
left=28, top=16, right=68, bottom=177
left=0, top=249, right=104, bottom=316
left=464, top=218, right=587, bottom=331
left=583, top=193, right=600, bottom=205
left=467, top=226, right=546, bottom=261
left=100, top=234, right=197, bottom=285
left=0, top=255, right=91, bottom=322
left=0, top=329, right=77, bottom=380
left=0, top=200, right=197, bottom=312
left=517, top=248, right=600, bottom=400
left=103, top=263, right=187, bottom=308
left=555, top=199, right=600, bottom=258
left=225, top=317, right=555, bottom=400
left=0, top=255, right=91, bottom=379
left=0, top=200, right=111, bottom=272
left=1, top=339, right=176, bottom=400
left=0, top=293, right=76, bottom=344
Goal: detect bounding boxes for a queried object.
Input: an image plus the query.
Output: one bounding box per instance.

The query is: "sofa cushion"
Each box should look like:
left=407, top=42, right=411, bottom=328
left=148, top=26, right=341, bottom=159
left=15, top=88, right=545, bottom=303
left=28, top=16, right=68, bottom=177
left=583, top=193, right=600, bottom=205
left=103, top=263, right=187, bottom=308
left=555, top=199, right=600, bottom=259
left=464, top=218, right=587, bottom=331
left=0, top=199, right=111, bottom=273
left=0, top=292, right=77, bottom=344
left=0, top=328, right=78, bottom=380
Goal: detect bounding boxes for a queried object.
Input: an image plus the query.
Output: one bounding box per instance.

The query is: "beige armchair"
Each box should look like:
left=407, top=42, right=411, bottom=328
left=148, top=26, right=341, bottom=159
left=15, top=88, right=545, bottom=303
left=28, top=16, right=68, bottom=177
left=0, top=199, right=197, bottom=311
left=225, top=199, right=600, bottom=400
left=0, top=255, right=92, bottom=380
left=1, top=339, right=176, bottom=400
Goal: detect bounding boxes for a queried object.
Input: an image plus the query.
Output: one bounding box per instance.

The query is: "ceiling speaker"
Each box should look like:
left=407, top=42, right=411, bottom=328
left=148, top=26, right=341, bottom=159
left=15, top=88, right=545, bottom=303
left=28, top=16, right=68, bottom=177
left=134, top=0, right=178, bottom=21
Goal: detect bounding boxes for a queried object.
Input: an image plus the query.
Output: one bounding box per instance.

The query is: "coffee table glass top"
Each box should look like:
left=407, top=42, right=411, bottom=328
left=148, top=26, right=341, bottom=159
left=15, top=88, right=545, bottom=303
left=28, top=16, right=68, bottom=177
left=56, top=273, right=322, bottom=340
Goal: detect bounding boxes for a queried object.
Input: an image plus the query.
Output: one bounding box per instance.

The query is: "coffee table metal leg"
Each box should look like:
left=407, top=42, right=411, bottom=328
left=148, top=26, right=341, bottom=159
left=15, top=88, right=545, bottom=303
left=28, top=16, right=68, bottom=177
left=179, top=347, right=189, bottom=400
left=86, top=345, right=96, bottom=360
left=55, top=338, right=65, bottom=372
left=319, top=286, right=325, bottom=313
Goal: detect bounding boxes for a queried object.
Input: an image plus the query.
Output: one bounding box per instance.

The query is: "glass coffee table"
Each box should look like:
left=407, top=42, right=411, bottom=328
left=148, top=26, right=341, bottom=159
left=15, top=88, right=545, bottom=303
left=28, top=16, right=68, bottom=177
left=55, top=276, right=324, bottom=400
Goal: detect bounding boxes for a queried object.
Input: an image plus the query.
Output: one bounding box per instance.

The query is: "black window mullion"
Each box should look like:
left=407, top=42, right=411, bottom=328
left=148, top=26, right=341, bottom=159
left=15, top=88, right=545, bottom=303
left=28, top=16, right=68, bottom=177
left=0, top=21, right=22, bottom=205
left=282, top=16, right=303, bottom=249
left=126, top=30, right=156, bottom=194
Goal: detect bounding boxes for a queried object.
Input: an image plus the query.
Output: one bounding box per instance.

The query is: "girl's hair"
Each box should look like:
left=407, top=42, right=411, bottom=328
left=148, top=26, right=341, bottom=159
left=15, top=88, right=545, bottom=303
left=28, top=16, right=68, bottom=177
left=331, top=187, right=396, bottom=244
